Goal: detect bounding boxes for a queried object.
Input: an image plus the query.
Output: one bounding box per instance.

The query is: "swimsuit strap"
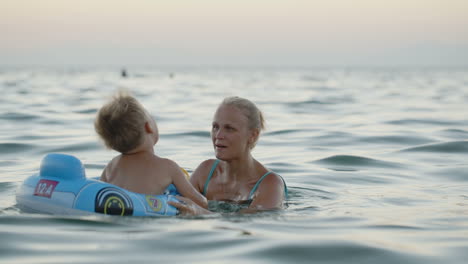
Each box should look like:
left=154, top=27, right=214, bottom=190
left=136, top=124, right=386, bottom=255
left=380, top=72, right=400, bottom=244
left=248, top=172, right=288, bottom=200
left=248, top=171, right=272, bottom=199
left=203, top=160, right=289, bottom=199
left=202, top=159, right=220, bottom=196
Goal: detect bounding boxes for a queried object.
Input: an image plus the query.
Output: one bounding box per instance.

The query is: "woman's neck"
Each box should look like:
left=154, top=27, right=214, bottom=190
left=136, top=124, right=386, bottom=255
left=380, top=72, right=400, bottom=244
left=223, top=154, right=257, bottom=181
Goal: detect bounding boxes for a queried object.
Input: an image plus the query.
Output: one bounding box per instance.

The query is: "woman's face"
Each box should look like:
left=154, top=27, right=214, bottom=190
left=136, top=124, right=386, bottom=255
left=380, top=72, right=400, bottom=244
left=211, top=104, right=253, bottom=160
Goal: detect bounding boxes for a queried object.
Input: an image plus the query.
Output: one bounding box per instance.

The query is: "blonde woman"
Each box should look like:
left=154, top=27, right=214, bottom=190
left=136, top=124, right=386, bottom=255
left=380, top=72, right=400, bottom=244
left=170, top=96, right=287, bottom=215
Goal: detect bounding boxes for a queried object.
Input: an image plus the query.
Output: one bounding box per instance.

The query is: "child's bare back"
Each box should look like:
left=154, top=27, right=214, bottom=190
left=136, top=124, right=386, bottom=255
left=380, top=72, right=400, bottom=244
left=101, top=153, right=174, bottom=195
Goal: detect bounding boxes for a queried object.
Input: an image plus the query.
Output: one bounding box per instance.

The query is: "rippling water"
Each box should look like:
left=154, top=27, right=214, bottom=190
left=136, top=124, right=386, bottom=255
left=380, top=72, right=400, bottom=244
left=1, top=66, right=467, bottom=263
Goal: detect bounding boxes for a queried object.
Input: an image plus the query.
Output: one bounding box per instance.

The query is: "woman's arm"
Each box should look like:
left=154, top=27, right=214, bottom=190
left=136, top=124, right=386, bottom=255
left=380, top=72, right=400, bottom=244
left=247, top=173, right=286, bottom=211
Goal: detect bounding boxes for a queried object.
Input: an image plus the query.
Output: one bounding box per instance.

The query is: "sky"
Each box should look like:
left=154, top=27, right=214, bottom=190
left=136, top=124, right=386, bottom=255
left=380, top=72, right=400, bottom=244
left=1, top=0, right=468, bottom=67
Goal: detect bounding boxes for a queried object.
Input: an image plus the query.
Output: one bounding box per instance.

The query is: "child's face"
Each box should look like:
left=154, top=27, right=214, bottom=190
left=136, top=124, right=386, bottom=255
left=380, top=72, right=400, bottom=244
left=146, top=112, right=159, bottom=145
left=151, top=118, right=159, bottom=144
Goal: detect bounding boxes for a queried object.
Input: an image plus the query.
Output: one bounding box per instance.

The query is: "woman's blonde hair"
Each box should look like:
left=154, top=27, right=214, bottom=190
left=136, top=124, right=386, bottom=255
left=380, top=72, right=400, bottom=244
left=94, top=91, right=148, bottom=154
left=220, top=96, right=265, bottom=148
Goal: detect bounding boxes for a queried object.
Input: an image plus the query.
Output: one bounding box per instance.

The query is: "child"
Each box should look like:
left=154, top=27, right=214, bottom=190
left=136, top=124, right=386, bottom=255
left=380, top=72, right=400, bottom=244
left=94, top=91, right=207, bottom=208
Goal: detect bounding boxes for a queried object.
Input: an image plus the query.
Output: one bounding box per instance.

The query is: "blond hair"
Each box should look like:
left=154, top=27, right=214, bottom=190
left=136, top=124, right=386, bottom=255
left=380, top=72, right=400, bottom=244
left=94, top=91, right=148, bottom=154
left=220, top=96, right=265, bottom=148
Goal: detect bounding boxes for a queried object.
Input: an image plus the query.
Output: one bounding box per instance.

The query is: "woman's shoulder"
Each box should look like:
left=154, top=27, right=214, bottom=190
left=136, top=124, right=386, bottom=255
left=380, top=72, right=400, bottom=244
left=190, top=159, right=217, bottom=190
left=255, top=160, right=282, bottom=183
left=260, top=172, right=284, bottom=187
left=198, top=159, right=218, bottom=169
left=250, top=170, right=287, bottom=209
left=255, top=166, right=286, bottom=195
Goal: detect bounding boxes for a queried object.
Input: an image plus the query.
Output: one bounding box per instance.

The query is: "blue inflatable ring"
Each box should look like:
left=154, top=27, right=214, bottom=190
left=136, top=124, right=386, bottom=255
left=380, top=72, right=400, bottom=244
left=16, top=153, right=180, bottom=216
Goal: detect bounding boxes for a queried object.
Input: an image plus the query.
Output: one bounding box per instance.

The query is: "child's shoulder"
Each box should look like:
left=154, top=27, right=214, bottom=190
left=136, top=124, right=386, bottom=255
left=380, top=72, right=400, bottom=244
left=106, top=155, right=123, bottom=169
left=152, top=156, right=180, bottom=169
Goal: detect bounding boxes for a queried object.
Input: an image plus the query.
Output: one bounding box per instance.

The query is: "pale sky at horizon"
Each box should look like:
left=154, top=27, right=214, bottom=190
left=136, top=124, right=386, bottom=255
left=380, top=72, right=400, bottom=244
left=2, top=0, right=468, bottom=66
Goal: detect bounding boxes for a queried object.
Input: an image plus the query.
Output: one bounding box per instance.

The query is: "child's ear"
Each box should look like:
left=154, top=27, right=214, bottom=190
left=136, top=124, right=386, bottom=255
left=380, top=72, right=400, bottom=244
left=144, top=122, right=153, bottom=133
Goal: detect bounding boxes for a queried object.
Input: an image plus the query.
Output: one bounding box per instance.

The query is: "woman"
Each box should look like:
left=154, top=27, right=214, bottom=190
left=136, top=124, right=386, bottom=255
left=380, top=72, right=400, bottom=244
left=169, top=96, right=287, bottom=215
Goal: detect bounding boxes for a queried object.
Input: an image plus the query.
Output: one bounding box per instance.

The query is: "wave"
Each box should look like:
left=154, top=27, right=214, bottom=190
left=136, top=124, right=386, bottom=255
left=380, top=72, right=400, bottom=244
left=386, top=118, right=463, bottom=126
left=314, top=155, right=402, bottom=169
left=401, top=141, right=468, bottom=153
left=242, top=240, right=432, bottom=264
left=0, top=112, right=40, bottom=121
left=0, top=182, right=16, bottom=192
left=0, top=143, right=35, bottom=154
left=74, top=108, right=98, bottom=114
left=429, top=167, right=468, bottom=182
left=286, top=186, right=335, bottom=209
left=265, top=129, right=307, bottom=136
left=162, top=131, right=210, bottom=138
left=42, top=142, right=101, bottom=153
left=359, top=135, right=434, bottom=145
left=438, top=129, right=468, bottom=139
left=287, top=96, right=355, bottom=107
left=288, top=99, right=332, bottom=106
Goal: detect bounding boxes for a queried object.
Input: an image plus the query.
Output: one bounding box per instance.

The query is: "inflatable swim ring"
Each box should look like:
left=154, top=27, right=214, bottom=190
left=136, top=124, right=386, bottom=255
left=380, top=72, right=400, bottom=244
left=16, top=153, right=180, bottom=216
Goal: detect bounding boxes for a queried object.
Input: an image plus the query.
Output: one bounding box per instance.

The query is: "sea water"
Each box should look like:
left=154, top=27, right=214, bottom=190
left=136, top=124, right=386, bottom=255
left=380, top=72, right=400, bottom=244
left=0, top=66, right=467, bottom=263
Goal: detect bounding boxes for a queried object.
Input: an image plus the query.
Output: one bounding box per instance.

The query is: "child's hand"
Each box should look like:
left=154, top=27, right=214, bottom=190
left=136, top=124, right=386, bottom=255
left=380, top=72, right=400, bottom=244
left=168, top=196, right=212, bottom=216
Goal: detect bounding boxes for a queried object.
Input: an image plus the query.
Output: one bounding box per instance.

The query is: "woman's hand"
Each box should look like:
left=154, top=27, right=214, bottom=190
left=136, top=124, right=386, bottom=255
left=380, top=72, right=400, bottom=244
left=168, top=196, right=212, bottom=216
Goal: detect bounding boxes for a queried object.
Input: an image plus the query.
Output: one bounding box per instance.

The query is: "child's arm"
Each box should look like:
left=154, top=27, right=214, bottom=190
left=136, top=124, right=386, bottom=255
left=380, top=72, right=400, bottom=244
left=169, top=161, right=208, bottom=209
